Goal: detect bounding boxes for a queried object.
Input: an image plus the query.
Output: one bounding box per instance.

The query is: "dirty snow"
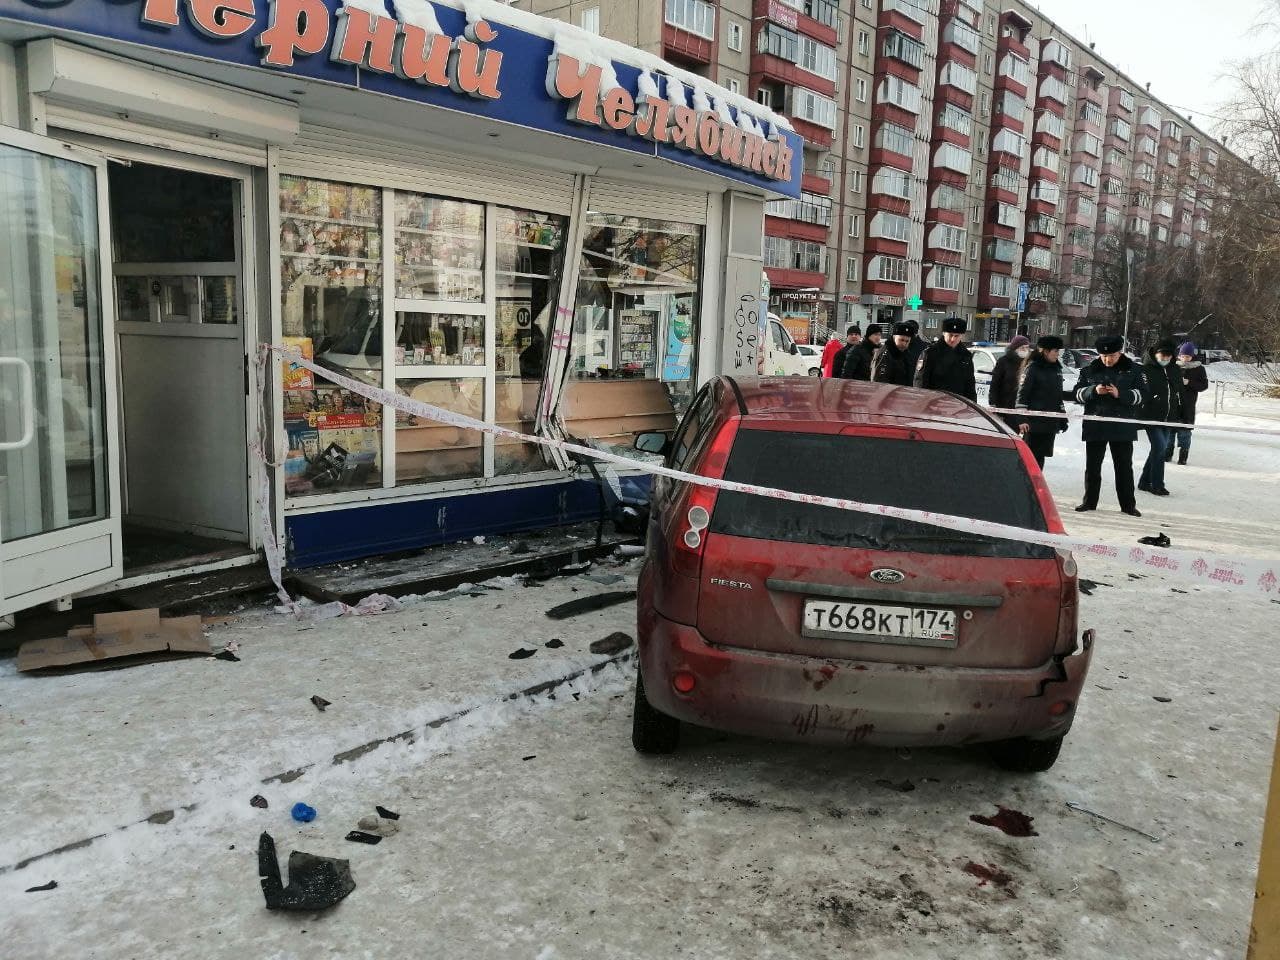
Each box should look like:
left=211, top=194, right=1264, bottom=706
left=0, top=399, right=1277, bottom=958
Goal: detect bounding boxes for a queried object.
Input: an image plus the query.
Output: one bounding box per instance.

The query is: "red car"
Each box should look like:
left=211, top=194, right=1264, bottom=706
left=631, top=377, right=1093, bottom=772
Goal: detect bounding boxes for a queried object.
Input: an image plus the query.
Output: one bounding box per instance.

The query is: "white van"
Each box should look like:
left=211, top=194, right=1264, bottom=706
left=764, top=314, right=814, bottom=377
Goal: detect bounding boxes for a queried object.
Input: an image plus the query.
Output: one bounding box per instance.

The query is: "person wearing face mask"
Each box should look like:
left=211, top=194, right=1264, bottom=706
left=1170, top=341, right=1208, bottom=464
left=1073, top=334, right=1148, bottom=516
left=1137, top=339, right=1183, bottom=497
left=872, top=321, right=916, bottom=386
left=1014, top=336, right=1069, bottom=469
left=989, top=335, right=1032, bottom=426
left=914, top=317, right=977, bottom=400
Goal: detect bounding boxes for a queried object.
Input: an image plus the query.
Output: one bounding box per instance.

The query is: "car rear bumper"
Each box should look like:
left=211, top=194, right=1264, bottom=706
left=638, top=608, right=1094, bottom=748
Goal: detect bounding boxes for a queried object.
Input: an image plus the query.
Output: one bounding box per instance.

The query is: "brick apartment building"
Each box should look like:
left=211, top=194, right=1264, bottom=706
left=518, top=0, right=1232, bottom=346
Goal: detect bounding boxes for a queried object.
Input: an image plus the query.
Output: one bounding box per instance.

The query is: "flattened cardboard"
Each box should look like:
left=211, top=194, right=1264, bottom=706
left=17, top=611, right=210, bottom=673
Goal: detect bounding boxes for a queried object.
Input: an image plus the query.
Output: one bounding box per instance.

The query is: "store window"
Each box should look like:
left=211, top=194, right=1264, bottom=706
left=279, top=175, right=385, bottom=498
left=564, top=212, right=702, bottom=452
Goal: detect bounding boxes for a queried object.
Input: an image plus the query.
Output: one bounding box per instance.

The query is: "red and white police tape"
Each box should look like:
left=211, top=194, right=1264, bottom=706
left=980, top=403, right=1280, bottom=436
left=265, top=346, right=1280, bottom=599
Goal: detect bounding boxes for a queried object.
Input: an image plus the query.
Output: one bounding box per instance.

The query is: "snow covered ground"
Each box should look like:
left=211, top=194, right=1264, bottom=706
left=0, top=396, right=1277, bottom=959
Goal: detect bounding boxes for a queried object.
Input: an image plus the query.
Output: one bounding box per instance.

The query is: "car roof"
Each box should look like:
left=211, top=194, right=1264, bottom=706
left=721, top=377, right=1010, bottom=438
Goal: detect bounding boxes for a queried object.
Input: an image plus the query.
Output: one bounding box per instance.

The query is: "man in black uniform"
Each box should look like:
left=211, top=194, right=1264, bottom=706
left=914, top=316, right=977, bottom=400
left=872, top=321, right=915, bottom=386
left=838, top=323, right=882, bottom=380
left=903, top=318, right=929, bottom=380
left=1073, top=334, right=1147, bottom=517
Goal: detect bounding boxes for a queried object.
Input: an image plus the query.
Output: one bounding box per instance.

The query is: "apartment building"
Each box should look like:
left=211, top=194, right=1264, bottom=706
left=523, top=0, right=1233, bottom=344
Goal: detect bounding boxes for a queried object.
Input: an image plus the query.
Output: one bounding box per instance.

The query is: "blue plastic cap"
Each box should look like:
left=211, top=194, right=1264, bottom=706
left=291, top=802, right=317, bottom=823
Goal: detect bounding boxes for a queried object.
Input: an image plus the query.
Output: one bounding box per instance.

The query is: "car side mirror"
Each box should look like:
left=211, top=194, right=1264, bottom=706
left=790, top=343, right=799, bottom=355
left=634, top=432, right=670, bottom=456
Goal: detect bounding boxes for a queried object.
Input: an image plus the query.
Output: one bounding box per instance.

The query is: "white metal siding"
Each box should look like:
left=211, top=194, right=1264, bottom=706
left=279, top=124, right=575, bottom=214
left=586, top=177, right=709, bottom=225
left=47, top=104, right=268, bottom=167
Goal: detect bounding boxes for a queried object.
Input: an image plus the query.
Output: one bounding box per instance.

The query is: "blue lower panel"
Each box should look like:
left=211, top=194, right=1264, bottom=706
left=285, top=477, right=650, bottom=568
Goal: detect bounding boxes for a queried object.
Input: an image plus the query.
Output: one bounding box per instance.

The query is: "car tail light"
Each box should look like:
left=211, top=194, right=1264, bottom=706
left=1015, top=440, right=1066, bottom=534
left=1055, top=549, right=1078, bottom=607
left=670, top=420, right=740, bottom=579
left=672, top=670, right=696, bottom=694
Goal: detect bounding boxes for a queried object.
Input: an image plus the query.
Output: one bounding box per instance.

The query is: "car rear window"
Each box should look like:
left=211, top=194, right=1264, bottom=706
left=710, top=430, right=1052, bottom=559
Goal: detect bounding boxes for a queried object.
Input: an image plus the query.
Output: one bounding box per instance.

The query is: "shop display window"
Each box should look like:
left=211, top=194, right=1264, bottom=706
left=395, top=312, right=485, bottom=367
left=395, top=193, right=484, bottom=302
left=279, top=174, right=384, bottom=497
left=494, top=206, right=568, bottom=475
left=394, top=378, right=484, bottom=485
left=566, top=212, right=702, bottom=453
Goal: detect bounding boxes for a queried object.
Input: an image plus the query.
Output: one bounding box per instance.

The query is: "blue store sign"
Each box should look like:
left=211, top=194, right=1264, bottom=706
left=0, top=0, right=803, bottom=197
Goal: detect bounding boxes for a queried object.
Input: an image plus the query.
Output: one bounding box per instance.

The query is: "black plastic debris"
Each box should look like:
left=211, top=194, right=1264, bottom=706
left=214, top=650, right=241, bottom=662
left=1078, top=579, right=1098, bottom=596
left=589, top=632, right=634, bottom=656
left=522, top=755, right=536, bottom=761
left=1138, top=533, right=1172, bottom=548
left=250, top=794, right=269, bottom=810
left=345, top=831, right=382, bottom=845
left=545, top=591, right=636, bottom=620
left=544, top=639, right=565, bottom=649
left=508, top=648, right=537, bottom=660
left=1153, top=696, right=1173, bottom=703
left=311, top=695, right=331, bottom=712
left=375, top=805, right=400, bottom=821
left=258, top=832, right=355, bottom=912
left=24, top=881, right=57, bottom=893
left=876, top=779, right=916, bottom=793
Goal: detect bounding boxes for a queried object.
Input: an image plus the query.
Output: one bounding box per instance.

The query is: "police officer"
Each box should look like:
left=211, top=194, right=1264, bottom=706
left=872, top=321, right=915, bottom=386
left=914, top=316, right=977, bottom=400
left=1073, top=334, right=1148, bottom=517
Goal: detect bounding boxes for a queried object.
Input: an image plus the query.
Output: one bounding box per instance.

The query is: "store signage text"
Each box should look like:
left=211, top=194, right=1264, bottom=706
left=137, top=0, right=504, bottom=98
left=767, top=1, right=799, bottom=30
left=547, top=54, right=795, bottom=184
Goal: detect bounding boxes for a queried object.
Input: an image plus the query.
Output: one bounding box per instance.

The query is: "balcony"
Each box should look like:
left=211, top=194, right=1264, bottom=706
left=802, top=172, right=832, bottom=195
left=883, top=0, right=929, bottom=26
left=753, top=52, right=837, bottom=99
left=752, top=0, right=838, bottom=47
left=664, top=0, right=715, bottom=66
left=941, top=17, right=981, bottom=56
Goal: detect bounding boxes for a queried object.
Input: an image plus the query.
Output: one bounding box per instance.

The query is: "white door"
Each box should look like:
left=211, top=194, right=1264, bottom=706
left=0, top=127, right=122, bottom=615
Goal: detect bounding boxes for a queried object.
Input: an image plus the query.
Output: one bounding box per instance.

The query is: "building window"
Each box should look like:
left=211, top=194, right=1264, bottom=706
left=992, top=129, right=1026, bottom=158
left=848, top=214, right=862, bottom=238
left=793, top=87, right=838, bottom=129
left=990, top=165, right=1019, bottom=194
left=800, top=36, right=839, bottom=80
left=765, top=236, right=828, bottom=273
left=929, top=224, right=966, bottom=252
left=999, top=54, right=1030, bottom=86
left=868, top=255, right=909, bottom=283
left=853, top=124, right=865, bottom=149
left=932, top=183, right=966, bottom=212
left=938, top=103, right=973, bottom=137
left=850, top=169, right=863, bottom=193
left=765, top=192, right=834, bottom=226
left=989, top=273, right=1013, bottom=298
left=928, top=264, right=961, bottom=291
left=727, top=21, right=742, bottom=52
left=984, top=52, right=993, bottom=75
left=969, top=239, right=979, bottom=260
left=1076, top=132, right=1103, bottom=157
left=939, top=61, right=978, bottom=96
left=757, top=88, right=773, bottom=107
left=966, top=275, right=977, bottom=296
left=872, top=167, right=913, bottom=200
left=876, top=121, right=914, bottom=156
left=883, top=30, right=926, bottom=69
left=579, top=6, right=600, bottom=34
left=980, top=91, right=991, bottom=117
left=934, top=143, right=973, bottom=175
left=856, top=77, right=867, bottom=102
left=726, top=78, right=740, bottom=95
left=665, top=0, right=715, bottom=40
left=857, top=30, right=870, bottom=56
left=1039, top=75, right=1068, bottom=104
left=846, top=257, right=859, bottom=282
left=877, top=75, right=923, bottom=114
left=871, top=211, right=913, bottom=242
left=1038, top=112, right=1066, bottom=139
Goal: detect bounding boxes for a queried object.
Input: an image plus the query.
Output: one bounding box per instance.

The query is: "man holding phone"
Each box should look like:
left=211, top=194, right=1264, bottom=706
left=1073, top=335, right=1148, bottom=516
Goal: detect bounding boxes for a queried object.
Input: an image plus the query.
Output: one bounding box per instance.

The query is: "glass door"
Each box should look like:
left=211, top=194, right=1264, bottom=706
left=0, top=128, right=121, bottom=615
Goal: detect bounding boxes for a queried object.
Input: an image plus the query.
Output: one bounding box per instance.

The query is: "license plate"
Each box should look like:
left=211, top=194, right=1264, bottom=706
left=802, top=600, right=958, bottom=647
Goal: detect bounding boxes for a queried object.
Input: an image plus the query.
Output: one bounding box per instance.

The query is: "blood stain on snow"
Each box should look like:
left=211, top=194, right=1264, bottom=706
left=963, top=861, right=1015, bottom=891
left=970, top=806, right=1039, bottom=837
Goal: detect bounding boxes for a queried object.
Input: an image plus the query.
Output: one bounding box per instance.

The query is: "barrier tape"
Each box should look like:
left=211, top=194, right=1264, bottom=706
left=265, top=345, right=1279, bottom=598
left=980, top=402, right=1280, bottom=436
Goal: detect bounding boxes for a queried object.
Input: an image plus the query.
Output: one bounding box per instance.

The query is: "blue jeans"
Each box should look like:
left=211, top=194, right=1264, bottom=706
left=1176, top=427, right=1192, bottom=451
left=1139, top=427, right=1172, bottom=489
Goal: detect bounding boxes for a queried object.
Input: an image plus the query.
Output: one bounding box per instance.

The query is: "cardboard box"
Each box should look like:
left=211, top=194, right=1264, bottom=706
left=17, top=610, right=210, bottom=674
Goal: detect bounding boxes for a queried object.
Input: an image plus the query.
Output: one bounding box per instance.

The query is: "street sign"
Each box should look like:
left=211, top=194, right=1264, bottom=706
left=1016, top=281, right=1030, bottom=313
left=907, top=295, right=923, bottom=310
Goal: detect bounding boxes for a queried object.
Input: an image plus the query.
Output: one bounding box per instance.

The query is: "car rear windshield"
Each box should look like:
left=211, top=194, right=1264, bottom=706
left=710, top=430, right=1052, bottom=559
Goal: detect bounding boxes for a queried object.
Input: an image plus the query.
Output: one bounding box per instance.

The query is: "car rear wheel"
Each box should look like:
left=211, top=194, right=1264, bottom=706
left=807, top=367, right=820, bottom=377
left=632, top=670, right=680, bottom=754
left=989, top=735, right=1064, bottom=773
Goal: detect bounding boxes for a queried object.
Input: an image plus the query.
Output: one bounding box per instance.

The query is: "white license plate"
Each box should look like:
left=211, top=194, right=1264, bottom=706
left=803, top=600, right=958, bottom=647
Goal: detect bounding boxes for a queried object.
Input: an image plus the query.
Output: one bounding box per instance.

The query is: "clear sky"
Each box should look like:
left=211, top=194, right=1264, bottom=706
left=1028, top=0, right=1276, bottom=132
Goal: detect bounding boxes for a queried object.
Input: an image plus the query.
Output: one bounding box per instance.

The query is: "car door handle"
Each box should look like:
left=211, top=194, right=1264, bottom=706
left=0, top=357, right=35, bottom=452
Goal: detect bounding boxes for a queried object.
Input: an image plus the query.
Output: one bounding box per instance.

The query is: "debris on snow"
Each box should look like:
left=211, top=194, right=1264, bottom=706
left=1153, top=696, right=1173, bottom=703
left=24, top=880, right=57, bottom=893
left=546, top=591, right=636, bottom=620
left=213, top=649, right=241, bottom=662
left=291, top=803, right=318, bottom=823
left=963, top=862, right=1014, bottom=890
left=969, top=806, right=1038, bottom=837
left=250, top=795, right=269, bottom=809
left=375, top=805, right=401, bottom=821
left=311, top=695, right=332, bottom=712
left=588, top=632, right=634, bottom=656
left=258, top=832, right=355, bottom=912
left=544, top=639, right=565, bottom=649
left=345, top=831, right=383, bottom=845
left=1138, top=533, right=1172, bottom=548
left=357, top=816, right=400, bottom=837
left=876, top=779, right=916, bottom=793
left=508, top=648, right=538, bottom=660
left=1065, top=801, right=1162, bottom=843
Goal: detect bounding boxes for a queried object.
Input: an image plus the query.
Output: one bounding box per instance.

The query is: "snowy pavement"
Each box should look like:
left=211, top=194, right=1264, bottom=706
left=1, top=398, right=1278, bottom=959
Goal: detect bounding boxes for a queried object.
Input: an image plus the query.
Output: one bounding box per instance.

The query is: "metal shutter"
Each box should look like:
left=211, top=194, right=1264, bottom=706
left=47, top=104, right=269, bottom=168
left=586, top=177, right=709, bottom=225
left=279, top=123, right=575, bottom=215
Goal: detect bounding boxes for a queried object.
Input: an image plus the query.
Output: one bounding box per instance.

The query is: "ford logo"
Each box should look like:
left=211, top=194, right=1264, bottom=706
left=869, top=568, right=906, bottom=584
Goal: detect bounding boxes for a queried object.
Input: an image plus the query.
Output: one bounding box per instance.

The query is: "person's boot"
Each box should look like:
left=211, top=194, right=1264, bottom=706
left=1121, top=505, right=1143, bottom=517
left=1178, top=448, right=1188, bottom=465
left=1163, top=448, right=1174, bottom=463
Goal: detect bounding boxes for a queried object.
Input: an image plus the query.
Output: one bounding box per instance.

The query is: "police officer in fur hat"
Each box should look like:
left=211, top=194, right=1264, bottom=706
left=914, top=316, right=977, bottom=400
left=871, top=321, right=915, bottom=386
left=1073, top=334, right=1148, bottom=516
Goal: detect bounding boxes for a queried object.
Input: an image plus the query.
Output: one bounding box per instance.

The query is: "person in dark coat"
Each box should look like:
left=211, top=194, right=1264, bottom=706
left=872, top=322, right=915, bottom=386
left=1171, top=340, right=1209, bottom=464
left=1137, top=339, right=1182, bottom=497
left=1074, top=334, right=1148, bottom=516
left=823, top=326, right=858, bottom=378
left=1014, top=335, right=1068, bottom=468
left=989, top=334, right=1031, bottom=426
left=902, top=318, right=929, bottom=379
left=838, top=324, right=881, bottom=380
left=914, top=317, right=977, bottom=400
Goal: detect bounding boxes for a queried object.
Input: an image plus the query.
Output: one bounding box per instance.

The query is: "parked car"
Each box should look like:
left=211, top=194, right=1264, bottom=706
left=763, top=314, right=812, bottom=377
left=631, top=377, right=1092, bottom=772
left=1202, top=349, right=1233, bottom=363
left=970, top=344, right=1081, bottom=404
left=795, top=343, right=823, bottom=376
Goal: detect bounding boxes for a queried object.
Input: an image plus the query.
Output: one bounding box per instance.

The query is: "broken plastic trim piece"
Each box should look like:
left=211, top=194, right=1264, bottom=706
left=258, top=832, right=356, bottom=911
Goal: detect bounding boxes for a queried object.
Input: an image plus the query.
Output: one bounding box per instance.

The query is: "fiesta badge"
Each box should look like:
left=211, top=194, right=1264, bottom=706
left=869, top=568, right=906, bottom=585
